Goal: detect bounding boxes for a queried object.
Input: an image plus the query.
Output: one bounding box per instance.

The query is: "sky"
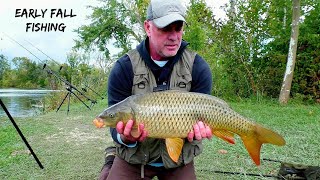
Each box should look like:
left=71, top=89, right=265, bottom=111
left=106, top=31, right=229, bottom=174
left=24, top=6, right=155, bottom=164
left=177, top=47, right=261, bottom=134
left=0, top=0, right=228, bottom=65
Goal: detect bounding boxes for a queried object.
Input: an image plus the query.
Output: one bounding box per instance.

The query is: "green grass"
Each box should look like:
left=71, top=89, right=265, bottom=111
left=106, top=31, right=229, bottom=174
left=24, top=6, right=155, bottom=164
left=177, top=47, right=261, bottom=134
left=1, top=99, right=319, bottom=179
left=196, top=100, right=320, bottom=179
left=0, top=100, right=111, bottom=179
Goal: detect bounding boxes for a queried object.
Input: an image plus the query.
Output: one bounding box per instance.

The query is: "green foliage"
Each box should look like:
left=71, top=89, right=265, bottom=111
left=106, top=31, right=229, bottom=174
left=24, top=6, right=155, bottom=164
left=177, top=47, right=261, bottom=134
left=251, top=0, right=320, bottom=100
left=74, top=0, right=148, bottom=58
left=184, top=0, right=214, bottom=51
left=214, top=0, right=269, bottom=98
left=213, top=0, right=319, bottom=101
left=0, top=55, right=10, bottom=87
left=1, top=57, right=48, bottom=88
left=72, top=0, right=320, bottom=101
left=293, top=2, right=320, bottom=100
left=184, top=0, right=228, bottom=97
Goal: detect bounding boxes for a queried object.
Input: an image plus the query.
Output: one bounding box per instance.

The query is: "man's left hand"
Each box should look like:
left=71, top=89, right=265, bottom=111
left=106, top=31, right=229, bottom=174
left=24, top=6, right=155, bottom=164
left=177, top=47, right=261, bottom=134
left=187, top=121, right=212, bottom=142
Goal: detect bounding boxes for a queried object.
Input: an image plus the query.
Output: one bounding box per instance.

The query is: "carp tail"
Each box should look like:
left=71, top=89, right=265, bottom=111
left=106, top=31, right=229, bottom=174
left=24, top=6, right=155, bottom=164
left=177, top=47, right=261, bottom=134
left=241, top=124, right=286, bottom=165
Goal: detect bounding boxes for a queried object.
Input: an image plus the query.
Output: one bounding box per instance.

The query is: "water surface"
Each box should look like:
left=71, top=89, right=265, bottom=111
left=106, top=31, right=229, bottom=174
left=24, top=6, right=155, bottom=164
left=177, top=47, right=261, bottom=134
left=0, top=89, right=55, bottom=118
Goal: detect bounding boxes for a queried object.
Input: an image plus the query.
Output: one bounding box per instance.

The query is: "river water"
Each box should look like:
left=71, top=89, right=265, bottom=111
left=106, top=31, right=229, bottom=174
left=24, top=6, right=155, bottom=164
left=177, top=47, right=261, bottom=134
left=0, top=89, right=55, bottom=118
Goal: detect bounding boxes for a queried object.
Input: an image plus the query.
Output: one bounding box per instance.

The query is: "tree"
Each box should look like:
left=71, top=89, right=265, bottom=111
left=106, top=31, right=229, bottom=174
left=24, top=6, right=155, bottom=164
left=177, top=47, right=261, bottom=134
left=279, top=0, right=300, bottom=104
left=0, top=54, right=10, bottom=87
left=4, top=57, right=48, bottom=88
left=74, top=0, right=148, bottom=58
left=184, top=0, right=224, bottom=96
left=217, top=0, right=274, bottom=97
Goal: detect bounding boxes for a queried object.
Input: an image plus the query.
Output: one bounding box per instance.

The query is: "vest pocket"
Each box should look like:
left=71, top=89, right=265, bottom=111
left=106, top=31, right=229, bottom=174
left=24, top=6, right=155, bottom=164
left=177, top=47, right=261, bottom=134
left=172, top=72, right=192, bottom=91
left=132, top=74, right=150, bottom=94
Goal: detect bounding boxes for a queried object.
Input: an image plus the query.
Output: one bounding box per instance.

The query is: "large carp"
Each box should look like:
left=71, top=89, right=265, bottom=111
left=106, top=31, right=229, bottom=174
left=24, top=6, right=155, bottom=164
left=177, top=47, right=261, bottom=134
left=93, top=90, right=285, bottom=165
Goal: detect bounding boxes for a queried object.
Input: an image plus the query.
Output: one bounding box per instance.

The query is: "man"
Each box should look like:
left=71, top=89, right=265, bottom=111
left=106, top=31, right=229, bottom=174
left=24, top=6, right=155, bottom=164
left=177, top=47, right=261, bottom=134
left=99, top=0, right=213, bottom=179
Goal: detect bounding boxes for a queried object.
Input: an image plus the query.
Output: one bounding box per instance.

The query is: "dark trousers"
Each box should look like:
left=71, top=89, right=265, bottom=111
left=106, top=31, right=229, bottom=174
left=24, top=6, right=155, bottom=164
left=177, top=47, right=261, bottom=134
left=106, top=156, right=196, bottom=180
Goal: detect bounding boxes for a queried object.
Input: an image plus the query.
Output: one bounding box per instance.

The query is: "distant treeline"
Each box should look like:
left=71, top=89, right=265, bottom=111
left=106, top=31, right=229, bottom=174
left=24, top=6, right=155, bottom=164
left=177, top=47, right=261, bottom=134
left=0, top=55, right=107, bottom=95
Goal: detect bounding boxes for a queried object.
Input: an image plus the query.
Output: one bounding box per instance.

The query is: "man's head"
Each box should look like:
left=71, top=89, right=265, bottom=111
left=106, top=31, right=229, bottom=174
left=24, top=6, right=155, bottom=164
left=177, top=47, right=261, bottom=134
left=144, top=0, right=186, bottom=60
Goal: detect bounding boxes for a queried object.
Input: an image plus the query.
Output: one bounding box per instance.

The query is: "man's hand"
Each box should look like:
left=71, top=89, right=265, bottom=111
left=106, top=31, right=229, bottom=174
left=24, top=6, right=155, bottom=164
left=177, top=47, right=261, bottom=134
left=187, top=121, right=212, bottom=142
left=116, top=119, right=148, bottom=143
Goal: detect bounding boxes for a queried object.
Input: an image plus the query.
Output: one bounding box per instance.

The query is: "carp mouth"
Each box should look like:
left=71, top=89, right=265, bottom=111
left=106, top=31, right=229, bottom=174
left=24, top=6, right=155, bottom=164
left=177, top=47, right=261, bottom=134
left=93, top=117, right=106, bottom=128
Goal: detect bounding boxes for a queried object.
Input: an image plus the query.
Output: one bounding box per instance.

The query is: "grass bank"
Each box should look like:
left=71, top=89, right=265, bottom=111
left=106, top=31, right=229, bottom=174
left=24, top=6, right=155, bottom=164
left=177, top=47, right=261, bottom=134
left=0, top=99, right=319, bottom=179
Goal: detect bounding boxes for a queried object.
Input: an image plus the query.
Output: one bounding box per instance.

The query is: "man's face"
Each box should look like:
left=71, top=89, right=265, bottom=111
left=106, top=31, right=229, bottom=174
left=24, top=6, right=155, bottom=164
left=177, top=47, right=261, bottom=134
left=144, top=21, right=184, bottom=60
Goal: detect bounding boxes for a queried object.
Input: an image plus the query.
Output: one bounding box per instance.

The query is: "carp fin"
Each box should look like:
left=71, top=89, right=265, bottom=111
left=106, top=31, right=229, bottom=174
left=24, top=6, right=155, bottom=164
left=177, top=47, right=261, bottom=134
left=242, top=135, right=263, bottom=165
left=241, top=124, right=286, bottom=166
left=213, top=130, right=235, bottom=144
left=165, top=138, right=184, bottom=163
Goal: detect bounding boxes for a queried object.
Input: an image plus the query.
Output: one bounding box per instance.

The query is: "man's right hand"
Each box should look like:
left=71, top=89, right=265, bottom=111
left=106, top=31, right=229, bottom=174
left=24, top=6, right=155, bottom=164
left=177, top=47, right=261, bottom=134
left=116, top=119, right=148, bottom=143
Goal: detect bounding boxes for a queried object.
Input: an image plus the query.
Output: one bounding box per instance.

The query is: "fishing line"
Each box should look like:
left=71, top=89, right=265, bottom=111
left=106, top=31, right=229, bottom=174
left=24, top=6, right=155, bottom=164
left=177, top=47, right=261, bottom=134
left=24, top=39, right=62, bottom=68
left=3, top=32, right=44, bottom=63
left=3, top=32, right=62, bottom=70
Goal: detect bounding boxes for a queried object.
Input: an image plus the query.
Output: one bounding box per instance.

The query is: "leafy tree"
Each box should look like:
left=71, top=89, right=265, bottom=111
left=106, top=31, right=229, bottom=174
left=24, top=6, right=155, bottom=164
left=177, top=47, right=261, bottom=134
left=184, top=0, right=226, bottom=96
left=6, top=57, right=48, bottom=88
left=0, top=54, right=10, bottom=87
left=251, top=0, right=319, bottom=101
left=74, top=0, right=148, bottom=58
left=216, top=0, right=320, bottom=101
left=216, top=0, right=273, bottom=97
left=56, top=49, right=107, bottom=100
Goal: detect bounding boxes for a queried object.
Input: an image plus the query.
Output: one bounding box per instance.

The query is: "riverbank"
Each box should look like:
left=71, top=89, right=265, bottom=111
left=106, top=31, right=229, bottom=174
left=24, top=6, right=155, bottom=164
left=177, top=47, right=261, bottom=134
left=1, top=100, right=319, bottom=179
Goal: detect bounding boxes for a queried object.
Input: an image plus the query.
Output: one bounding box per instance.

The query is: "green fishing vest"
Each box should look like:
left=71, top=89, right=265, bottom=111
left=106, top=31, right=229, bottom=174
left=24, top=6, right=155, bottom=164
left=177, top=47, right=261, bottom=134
left=115, top=48, right=204, bottom=169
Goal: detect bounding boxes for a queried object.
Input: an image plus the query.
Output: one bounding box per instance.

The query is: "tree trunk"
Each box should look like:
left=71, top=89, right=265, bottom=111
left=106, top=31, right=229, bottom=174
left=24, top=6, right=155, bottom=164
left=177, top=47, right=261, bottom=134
left=279, top=0, right=300, bottom=104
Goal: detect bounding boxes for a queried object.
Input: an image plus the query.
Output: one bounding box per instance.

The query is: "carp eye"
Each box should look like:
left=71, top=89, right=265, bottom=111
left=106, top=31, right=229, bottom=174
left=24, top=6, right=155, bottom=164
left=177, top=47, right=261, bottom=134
left=109, top=113, right=115, bottom=118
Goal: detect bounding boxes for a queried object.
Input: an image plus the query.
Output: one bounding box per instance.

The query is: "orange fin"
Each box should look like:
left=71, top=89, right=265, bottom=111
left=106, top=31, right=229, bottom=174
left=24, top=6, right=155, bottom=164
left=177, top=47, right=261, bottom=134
left=165, top=138, right=184, bottom=163
left=213, top=130, right=235, bottom=144
left=130, top=123, right=140, bottom=138
left=241, top=135, right=263, bottom=165
left=255, top=124, right=286, bottom=146
left=241, top=124, right=286, bottom=166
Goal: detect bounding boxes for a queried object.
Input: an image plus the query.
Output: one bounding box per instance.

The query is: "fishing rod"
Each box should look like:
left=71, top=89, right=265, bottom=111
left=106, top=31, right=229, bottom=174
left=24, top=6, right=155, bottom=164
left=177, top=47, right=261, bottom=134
left=43, top=64, right=96, bottom=104
left=0, top=99, right=44, bottom=169
left=4, top=33, right=87, bottom=90
left=43, top=64, right=97, bottom=112
left=4, top=33, right=97, bottom=112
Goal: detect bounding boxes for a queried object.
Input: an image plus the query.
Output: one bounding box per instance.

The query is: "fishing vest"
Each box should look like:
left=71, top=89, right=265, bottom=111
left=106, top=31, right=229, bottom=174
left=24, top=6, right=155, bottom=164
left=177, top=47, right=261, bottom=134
left=115, top=48, right=204, bottom=169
